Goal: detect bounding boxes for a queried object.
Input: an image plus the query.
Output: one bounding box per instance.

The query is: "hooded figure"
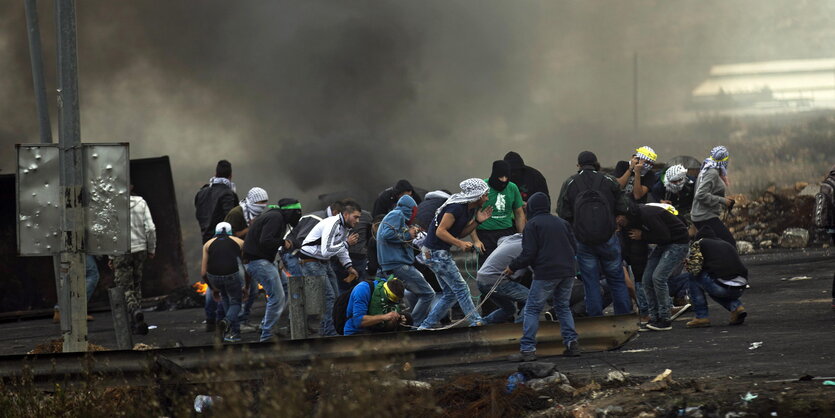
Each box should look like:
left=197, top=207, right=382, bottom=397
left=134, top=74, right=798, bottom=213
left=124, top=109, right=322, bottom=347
left=488, top=160, right=511, bottom=192
left=376, top=195, right=419, bottom=271
left=372, top=179, right=423, bottom=217
left=504, top=152, right=550, bottom=201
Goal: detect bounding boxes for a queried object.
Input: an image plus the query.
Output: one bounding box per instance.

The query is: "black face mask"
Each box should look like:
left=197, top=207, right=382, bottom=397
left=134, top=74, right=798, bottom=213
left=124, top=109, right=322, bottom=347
left=284, top=210, right=302, bottom=227
left=488, top=177, right=508, bottom=192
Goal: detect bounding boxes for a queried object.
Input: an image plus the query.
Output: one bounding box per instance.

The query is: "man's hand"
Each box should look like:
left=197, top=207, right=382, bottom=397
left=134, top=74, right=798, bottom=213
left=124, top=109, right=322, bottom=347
left=725, top=197, right=735, bottom=209
left=632, top=159, right=644, bottom=174
left=473, top=240, right=486, bottom=253
left=457, top=241, right=474, bottom=252
left=615, top=215, right=628, bottom=229
left=211, top=288, right=221, bottom=303
left=147, top=252, right=155, bottom=260
left=408, top=225, right=419, bottom=239
left=347, top=233, right=359, bottom=246
left=475, top=206, right=493, bottom=224
left=627, top=229, right=642, bottom=240
left=660, top=199, right=672, bottom=205
left=344, top=267, right=359, bottom=283
left=108, top=259, right=114, bottom=270
left=383, top=311, right=400, bottom=323
left=502, top=267, right=514, bottom=277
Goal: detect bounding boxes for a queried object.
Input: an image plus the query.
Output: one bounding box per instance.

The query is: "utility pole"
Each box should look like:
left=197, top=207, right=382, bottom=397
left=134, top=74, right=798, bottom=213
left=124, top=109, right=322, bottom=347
left=55, top=0, right=87, bottom=352
left=24, top=0, right=52, bottom=144
left=633, top=51, right=639, bottom=133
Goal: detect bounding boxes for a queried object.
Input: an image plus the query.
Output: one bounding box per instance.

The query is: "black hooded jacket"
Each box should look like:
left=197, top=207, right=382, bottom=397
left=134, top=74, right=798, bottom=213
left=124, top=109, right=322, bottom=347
left=634, top=204, right=689, bottom=245
left=508, top=192, right=577, bottom=280
left=242, top=208, right=289, bottom=262
left=372, top=180, right=423, bottom=218
left=504, top=152, right=550, bottom=201
left=696, top=226, right=748, bottom=279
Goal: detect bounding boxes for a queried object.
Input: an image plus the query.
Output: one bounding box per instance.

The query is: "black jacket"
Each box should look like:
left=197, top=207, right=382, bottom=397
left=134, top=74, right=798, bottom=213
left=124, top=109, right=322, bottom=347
left=195, top=182, right=238, bottom=243
left=372, top=188, right=423, bottom=218
left=696, top=227, right=748, bottom=279
left=636, top=204, right=689, bottom=245
left=557, top=169, right=627, bottom=223
left=285, top=209, right=328, bottom=252
left=508, top=192, right=577, bottom=280
left=650, top=178, right=696, bottom=217
left=504, top=152, right=549, bottom=201
left=242, top=208, right=288, bottom=262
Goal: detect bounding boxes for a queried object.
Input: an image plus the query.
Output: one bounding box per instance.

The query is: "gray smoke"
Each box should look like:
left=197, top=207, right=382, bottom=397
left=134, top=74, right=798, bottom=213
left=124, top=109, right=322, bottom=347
left=3, top=1, right=835, bottom=273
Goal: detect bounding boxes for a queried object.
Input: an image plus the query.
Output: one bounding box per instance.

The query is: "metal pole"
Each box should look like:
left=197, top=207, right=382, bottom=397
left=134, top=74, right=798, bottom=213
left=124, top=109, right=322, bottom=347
left=633, top=51, right=639, bottom=133
left=288, top=276, right=307, bottom=339
left=55, top=0, right=86, bottom=353
left=108, top=287, right=133, bottom=350
left=23, top=0, right=53, bottom=144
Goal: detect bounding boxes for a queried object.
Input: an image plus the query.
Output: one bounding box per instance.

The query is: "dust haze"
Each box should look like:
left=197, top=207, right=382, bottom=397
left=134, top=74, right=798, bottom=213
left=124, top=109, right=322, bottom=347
left=2, top=1, right=835, bottom=256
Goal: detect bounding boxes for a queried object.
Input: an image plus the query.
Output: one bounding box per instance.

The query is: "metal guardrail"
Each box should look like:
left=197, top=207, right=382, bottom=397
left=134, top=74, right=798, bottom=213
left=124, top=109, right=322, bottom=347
left=0, top=314, right=638, bottom=389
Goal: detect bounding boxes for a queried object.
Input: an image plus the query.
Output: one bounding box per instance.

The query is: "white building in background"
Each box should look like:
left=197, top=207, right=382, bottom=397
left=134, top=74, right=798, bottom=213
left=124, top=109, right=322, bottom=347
left=691, top=58, right=835, bottom=114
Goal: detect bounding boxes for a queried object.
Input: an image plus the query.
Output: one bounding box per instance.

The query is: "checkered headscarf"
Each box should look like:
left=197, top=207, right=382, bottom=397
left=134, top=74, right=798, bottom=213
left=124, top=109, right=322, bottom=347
left=700, top=145, right=729, bottom=177
left=240, top=187, right=269, bottom=224
left=433, top=178, right=489, bottom=226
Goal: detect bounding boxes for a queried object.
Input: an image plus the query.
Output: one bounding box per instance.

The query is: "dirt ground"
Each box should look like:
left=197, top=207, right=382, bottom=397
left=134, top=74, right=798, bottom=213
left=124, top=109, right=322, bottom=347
left=0, top=252, right=833, bottom=416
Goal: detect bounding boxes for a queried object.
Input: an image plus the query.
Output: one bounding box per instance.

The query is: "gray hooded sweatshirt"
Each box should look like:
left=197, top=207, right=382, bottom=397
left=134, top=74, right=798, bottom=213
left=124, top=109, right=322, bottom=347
left=691, top=168, right=727, bottom=222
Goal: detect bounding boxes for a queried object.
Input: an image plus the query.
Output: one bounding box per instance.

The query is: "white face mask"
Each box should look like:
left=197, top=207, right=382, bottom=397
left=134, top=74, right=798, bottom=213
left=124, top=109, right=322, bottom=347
left=665, top=181, right=685, bottom=193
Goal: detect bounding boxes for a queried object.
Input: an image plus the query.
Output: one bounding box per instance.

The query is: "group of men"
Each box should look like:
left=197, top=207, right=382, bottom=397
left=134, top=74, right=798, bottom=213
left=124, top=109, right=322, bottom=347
left=195, top=148, right=751, bottom=362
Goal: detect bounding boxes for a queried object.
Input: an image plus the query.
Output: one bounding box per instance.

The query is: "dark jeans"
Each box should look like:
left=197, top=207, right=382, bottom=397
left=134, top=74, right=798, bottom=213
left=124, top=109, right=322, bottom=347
left=688, top=271, right=744, bottom=318
left=208, top=272, right=244, bottom=335
left=576, top=233, right=633, bottom=316
left=620, top=231, right=649, bottom=283
left=693, top=217, right=736, bottom=247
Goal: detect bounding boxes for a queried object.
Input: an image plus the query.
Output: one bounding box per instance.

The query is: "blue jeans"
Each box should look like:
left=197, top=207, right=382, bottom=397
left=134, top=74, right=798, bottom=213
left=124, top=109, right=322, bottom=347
left=642, top=243, right=689, bottom=321
left=478, top=281, right=528, bottom=324
left=521, top=278, right=577, bottom=353
left=419, top=249, right=483, bottom=328
left=245, top=259, right=286, bottom=342
left=389, top=264, right=435, bottom=327
left=85, top=254, right=99, bottom=302
left=299, top=260, right=339, bottom=336
left=205, top=289, right=226, bottom=321
left=688, top=271, right=744, bottom=318
left=668, top=272, right=690, bottom=299
left=208, top=271, right=244, bottom=335
left=576, top=234, right=633, bottom=316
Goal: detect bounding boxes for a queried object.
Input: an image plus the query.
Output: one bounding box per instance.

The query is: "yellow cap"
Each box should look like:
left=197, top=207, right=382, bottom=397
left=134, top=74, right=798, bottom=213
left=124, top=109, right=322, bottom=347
left=635, top=146, right=657, bottom=163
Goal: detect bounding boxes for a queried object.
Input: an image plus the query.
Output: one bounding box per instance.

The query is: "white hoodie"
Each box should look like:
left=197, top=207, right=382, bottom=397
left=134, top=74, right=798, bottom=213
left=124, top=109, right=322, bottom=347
left=129, top=195, right=156, bottom=254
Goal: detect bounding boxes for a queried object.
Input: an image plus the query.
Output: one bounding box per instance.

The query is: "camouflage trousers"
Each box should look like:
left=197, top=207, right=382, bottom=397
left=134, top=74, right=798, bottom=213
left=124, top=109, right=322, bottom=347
left=112, top=251, right=147, bottom=315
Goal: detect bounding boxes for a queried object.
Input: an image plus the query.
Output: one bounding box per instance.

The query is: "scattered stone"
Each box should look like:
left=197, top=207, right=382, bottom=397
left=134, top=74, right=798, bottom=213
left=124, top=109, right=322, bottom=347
left=570, top=403, right=594, bottom=418
left=596, top=405, right=625, bottom=416
left=736, top=241, right=754, bottom=254
left=759, top=240, right=773, bottom=249
left=572, top=381, right=601, bottom=396
left=605, top=370, right=630, bottom=383
left=518, top=361, right=557, bottom=378
left=557, top=383, right=576, bottom=394
left=132, top=343, right=156, bottom=351
left=799, top=183, right=819, bottom=196
left=528, top=374, right=567, bottom=391
left=640, top=369, right=676, bottom=392
left=780, top=228, right=809, bottom=248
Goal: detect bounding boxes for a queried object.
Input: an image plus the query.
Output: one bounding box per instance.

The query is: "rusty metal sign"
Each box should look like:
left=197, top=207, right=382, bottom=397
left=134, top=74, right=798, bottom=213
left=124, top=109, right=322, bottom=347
left=16, top=144, right=62, bottom=256
left=83, top=143, right=130, bottom=255
left=16, top=143, right=130, bottom=256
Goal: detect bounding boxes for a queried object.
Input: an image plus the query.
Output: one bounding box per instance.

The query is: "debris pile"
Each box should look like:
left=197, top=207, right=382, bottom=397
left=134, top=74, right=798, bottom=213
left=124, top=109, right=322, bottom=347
left=724, top=183, right=822, bottom=252
left=28, top=339, right=108, bottom=354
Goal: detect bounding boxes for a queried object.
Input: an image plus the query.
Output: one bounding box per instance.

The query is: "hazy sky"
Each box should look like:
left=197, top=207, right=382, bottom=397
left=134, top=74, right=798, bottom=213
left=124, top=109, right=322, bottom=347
left=2, top=1, right=835, bottom=245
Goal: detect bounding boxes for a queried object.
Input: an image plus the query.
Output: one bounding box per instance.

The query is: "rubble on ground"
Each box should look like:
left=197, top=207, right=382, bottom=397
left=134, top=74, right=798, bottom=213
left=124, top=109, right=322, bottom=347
left=724, top=183, right=825, bottom=251
left=28, top=339, right=108, bottom=354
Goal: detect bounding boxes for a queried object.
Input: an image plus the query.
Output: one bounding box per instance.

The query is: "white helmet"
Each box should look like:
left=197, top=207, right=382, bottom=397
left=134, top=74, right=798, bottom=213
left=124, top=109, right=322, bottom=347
left=663, top=164, right=687, bottom=193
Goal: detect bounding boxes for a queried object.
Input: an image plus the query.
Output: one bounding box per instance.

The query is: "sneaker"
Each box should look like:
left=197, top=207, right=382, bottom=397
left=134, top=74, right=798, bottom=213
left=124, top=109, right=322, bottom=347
left=729, top=306, right=747, bottom=325
left=217, top=319, right=230, bottom=335
left=638, top=322, right=650, bottom=332
left=205, top=319, right=216, bottom=333
left=685, top=317, right=711, bottom=328
left=223, top=334, right=242, bottom=343
left=671, top=303, right=692, bottom=320
left=508, top=351, right=537, bottom=362
left=646, top=319, right=672, bottom=331
left=239, top=322, right=259, bottom=333
left=544, top=310, right=555, bottom=322
left=639, top=315, right=650, bottom=324
left=563, top=340, right=581, bottom=357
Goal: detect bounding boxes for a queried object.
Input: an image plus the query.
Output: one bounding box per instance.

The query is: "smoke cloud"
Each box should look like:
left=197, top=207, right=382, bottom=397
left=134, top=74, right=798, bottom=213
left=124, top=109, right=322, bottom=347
left=3, top=1, right=835, bottom=273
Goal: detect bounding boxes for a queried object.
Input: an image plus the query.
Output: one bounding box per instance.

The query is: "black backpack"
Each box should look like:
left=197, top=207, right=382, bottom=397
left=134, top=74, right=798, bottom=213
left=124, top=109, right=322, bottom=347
left=333, top=278, right=375, bottom=335
left=814, top=169, right=835, bottom=229
left=571, top=173, right=615, bottom=245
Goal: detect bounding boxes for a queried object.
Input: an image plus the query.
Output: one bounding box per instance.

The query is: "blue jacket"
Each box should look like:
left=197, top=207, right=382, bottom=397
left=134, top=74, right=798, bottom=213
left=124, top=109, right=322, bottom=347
left=376, top=195, right=417, bottom=272
left=508, top=192, right=577, bottom=280
left=344, top=281, right=373, bottom=336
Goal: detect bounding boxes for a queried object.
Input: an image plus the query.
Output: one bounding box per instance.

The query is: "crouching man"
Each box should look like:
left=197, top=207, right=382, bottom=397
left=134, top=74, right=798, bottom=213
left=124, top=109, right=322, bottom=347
left=505, top=192, right=580, bottom=361
left=343, top=278, right=411, bottom=335
left=685, top=225, right=748, bottom=328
